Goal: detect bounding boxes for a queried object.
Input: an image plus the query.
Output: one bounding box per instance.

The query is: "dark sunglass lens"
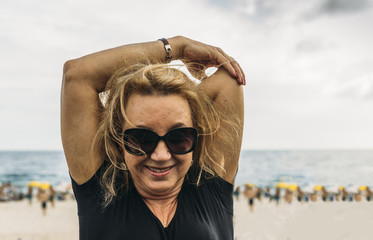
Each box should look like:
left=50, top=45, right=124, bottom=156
left=138, top=130, right=158, bottom=154
left=124, top=129, right=158, bottom=155
left=124, top=134, right=142, bottom=155
left=166, top=128, right=196, bottom=154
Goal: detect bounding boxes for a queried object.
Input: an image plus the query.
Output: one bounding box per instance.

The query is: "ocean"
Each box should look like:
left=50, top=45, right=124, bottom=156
left=1, top=150, right=372, bottom=193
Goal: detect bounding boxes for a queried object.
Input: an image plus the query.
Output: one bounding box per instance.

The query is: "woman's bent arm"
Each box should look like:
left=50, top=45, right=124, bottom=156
left=199, top=68, right=244, bottom=184
left=61, top=38, right=185, bottom=184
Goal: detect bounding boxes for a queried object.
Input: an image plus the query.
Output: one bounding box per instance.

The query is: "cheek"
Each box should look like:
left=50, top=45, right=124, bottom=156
left=178, top=154, right=193, bottom=168
left=124, top=153, right=142, bottom=170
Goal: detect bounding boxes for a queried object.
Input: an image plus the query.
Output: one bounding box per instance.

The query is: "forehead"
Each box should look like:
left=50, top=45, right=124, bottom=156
left=124, top=93, right=193, bottom=130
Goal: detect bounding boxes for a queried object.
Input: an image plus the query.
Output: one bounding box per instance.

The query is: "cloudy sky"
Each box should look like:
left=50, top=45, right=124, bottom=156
left=1, top=0, right=372, bottom=150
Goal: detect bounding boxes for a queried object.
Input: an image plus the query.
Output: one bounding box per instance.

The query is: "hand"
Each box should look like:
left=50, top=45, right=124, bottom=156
left=175, top=36, right=246, bottom=85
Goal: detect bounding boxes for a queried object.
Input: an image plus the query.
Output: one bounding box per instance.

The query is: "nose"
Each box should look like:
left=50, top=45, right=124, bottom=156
left=150, top=140, right=171, bottom=161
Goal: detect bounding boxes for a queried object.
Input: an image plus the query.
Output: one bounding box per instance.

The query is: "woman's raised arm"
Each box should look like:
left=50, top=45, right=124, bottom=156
left=61, top=38, right=181, bottom=184
left=199, top=68, right=244, bottom=184
left=183, top=39, right=245, bottom=185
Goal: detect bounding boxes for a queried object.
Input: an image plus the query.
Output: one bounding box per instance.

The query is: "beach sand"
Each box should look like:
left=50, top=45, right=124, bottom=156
left=0, top=198, right=372, bottom=240
left=0, top=200, right=79, bottom=240
left=234, top=197, right=373, bottom=240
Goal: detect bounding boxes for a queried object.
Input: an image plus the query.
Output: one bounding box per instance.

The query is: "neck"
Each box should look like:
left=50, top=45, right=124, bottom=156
left=132, top=177, right=184, bottom=202
left=142, top=193, right=179, bottom=228
left=137, top=186, right=180, bottom=212
left=133, top=181, right=183, bottom=228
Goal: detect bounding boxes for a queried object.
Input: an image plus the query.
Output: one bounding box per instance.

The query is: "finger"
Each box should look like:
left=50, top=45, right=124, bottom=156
left=228, top=58, right=244, bottom=85
left=231, top=59, right=245, bottom=85
left=230, top=58, right=245, bottom=85
left=215, top=48, right=236, bottom=75
left=215, top=48, right=244, bottom=85
left=214, top=51, right=240, bottom=83
left=235, top=61, right=246, bottom=85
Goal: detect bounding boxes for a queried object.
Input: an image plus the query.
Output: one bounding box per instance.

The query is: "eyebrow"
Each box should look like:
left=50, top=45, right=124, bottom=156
left=135, top=122, right=188, bottom=131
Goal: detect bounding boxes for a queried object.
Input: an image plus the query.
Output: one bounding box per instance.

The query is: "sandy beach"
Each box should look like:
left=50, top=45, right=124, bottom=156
left=0, top=200, right=79, bottom=240
left=0, top=198, right=372, bottom=240
left=234, top=197, right=373, bottom=240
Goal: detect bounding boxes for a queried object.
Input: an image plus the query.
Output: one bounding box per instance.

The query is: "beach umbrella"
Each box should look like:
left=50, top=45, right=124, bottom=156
left=39, top=182, right=51, bottom=190
left=28, top=181, right=40, bottom=188
left=314, top=185, right=323, bottom=191
left=359, top=186, right=367, bottom=191
left=245, top=183, right=255, bottom=188
left=287, top=184, right=298, bottom=191
left=276, top=182, right=288, bottom=189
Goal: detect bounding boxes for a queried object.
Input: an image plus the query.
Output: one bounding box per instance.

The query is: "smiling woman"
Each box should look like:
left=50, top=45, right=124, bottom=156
left=61, top=36, right=244, bottom=240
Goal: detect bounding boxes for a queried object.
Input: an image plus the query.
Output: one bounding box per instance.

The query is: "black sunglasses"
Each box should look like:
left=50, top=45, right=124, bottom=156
left=123, top=127, right=198, bottom=156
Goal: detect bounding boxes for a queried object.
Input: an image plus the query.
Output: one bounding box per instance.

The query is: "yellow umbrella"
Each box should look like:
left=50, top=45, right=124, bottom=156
left=359, top=186, right=367, bottom=191
left=314, top=185, right=323, bottom=191
left=245, top=183, right=255, bottom=188
left=276, top=182, right=288, bottom=189
left=339, top=186, right=344, bottom=191
left=39, top=182, right=51, bottom=190
left=28, top=181, right=40, bottom=188
left=287, top=184, right=298, bottom=191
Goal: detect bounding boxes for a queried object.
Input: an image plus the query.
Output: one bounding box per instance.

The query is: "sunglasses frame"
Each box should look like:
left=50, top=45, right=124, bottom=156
left=123, top=127, right=198, bottom=156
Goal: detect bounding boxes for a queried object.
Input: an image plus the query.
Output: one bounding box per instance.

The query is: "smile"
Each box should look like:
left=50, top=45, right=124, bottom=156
left=145, top=166, right=174, bottom=177
left=147, top=166, right=173, bottom=173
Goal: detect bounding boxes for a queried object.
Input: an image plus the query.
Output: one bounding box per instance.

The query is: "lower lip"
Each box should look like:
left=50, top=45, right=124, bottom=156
left=146, top=166, right=174, bottom=178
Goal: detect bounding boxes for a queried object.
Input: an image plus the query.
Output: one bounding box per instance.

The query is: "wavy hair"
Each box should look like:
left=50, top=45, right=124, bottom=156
left=94, top=61, right=239, bottom=207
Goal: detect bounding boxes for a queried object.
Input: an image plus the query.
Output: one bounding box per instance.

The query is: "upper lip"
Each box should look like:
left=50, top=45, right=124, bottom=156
left=146, top=165, right=174, bottom=169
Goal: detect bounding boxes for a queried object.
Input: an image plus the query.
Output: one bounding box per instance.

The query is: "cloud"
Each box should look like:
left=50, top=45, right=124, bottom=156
left=295, top=37, right=335, bottom=54
left=205, top=0, right=296, bottom=21
left=323, top=74, right=373, bottom=100
left=205, top=0, right=371, bottom=23
left=302, top=0, right=372, bottom=19
left=319, top=0, right=372, bottom=14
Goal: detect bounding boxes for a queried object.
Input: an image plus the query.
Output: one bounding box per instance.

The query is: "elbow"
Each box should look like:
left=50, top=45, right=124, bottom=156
left=63, top=59, right=74, bottom=75
left=62, top=59, right=78, bottom=84
left=62, top=58, right=89, bottom=87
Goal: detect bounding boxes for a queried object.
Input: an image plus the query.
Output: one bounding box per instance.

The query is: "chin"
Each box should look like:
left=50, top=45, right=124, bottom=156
left=145, top=179, right=182, bottom=196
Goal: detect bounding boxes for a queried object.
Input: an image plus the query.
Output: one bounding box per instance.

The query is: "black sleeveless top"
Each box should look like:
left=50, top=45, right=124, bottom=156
left=71, top=167, right=234, bottom=240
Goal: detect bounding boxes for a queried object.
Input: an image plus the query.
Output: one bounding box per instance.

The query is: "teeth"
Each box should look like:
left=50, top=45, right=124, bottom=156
left=148, top=166, right=172, bottom=173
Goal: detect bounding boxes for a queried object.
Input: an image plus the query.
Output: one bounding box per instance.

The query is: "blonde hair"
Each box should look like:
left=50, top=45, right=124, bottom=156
left=95, top=62, right=237, bottom=206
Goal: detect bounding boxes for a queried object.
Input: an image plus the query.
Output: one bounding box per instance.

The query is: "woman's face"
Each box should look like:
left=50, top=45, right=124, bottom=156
left=123, top=93, right=194, bottom=198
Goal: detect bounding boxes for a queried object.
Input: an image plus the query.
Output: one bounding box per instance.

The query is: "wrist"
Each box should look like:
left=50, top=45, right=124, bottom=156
left=168, top=36, right=186, bottom=60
